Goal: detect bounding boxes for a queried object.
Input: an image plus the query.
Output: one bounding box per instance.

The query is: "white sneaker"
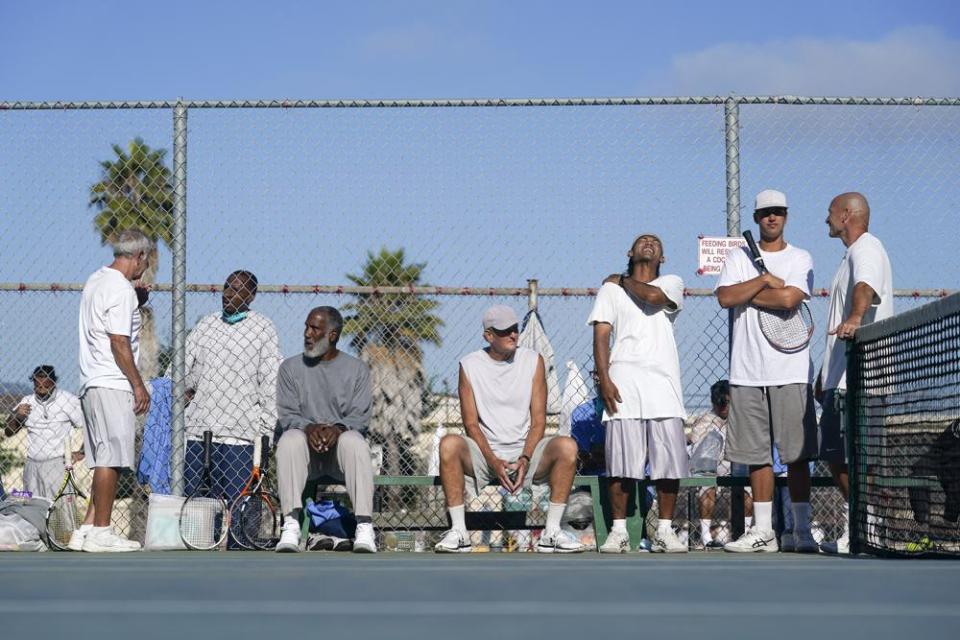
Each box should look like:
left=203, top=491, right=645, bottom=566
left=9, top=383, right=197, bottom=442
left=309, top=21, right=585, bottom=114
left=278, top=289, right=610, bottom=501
left=67, top=526, right=92, bottom=552
left=724, top=527, right=778, bottom=553
left=306, top=533, right=353, bottom=552
left=81, top=527, right=141, bottom=553
left=792, top=530, right=819, bottom=553
left=599, top=530, right=630, bottom=554
left=652, top=527, right=688, bottom=553
left=434, top=529, right=472, bottom=553
left=821, top=533, right=850, bottom=555
left=537, top=528, right=587, bottom=553
left=275, top=519, right=301, bottom=553
left=352, top=522, right=377, bottom=553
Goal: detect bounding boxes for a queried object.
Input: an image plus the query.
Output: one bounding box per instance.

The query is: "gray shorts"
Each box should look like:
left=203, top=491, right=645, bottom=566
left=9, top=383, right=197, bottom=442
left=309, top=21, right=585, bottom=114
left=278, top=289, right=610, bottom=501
left=23, top=457, right=65, bottom=500
left=465, top=436, right=552, bottom=494
left=726, top=384, right=818, bottom=466
left=81, top=387, right=137, bottom=469
left=818, top=389, right=847, bottom=464
left=605, top=417, right=688, bottom=480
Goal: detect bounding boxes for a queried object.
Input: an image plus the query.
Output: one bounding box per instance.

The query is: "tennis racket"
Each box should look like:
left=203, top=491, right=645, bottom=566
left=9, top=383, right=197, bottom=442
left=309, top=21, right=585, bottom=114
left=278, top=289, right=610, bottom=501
left=229, top=435, right=282, bottom=550
left=179, top=430, right=229, bottom=550
left=743, top=230, right=814, bottom=352
left=45, top=438, right=88, bottom=551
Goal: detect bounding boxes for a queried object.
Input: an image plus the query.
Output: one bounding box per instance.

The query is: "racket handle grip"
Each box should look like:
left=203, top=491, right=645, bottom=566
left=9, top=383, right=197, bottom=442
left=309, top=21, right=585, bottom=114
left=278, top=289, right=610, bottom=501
left=261, top=435, right=271, bottom=472
left=203, top=430, right=213, bottom=468
left=742, top=230, right=768, bottom=274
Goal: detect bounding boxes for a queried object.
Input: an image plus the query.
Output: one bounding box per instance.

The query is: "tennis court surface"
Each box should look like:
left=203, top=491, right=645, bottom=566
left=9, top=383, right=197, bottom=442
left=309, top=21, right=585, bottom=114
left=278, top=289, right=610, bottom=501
left=2, top=553, right=957, bottom=639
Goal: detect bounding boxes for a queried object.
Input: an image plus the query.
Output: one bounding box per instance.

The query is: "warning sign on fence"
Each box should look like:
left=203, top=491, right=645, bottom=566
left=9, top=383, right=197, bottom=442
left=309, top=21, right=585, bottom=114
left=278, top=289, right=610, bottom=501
left=697, top=236, right=747, bottom=276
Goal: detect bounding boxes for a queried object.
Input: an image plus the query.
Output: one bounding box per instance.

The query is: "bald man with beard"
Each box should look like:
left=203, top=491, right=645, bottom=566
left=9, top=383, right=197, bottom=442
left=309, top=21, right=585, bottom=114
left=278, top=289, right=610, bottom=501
left=816, top=192, right=893, bottom=554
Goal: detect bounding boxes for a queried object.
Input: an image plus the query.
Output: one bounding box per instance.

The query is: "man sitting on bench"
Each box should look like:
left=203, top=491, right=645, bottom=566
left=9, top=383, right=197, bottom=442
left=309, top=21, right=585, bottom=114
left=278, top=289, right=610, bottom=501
left=434, top=305, right=586, bottom=553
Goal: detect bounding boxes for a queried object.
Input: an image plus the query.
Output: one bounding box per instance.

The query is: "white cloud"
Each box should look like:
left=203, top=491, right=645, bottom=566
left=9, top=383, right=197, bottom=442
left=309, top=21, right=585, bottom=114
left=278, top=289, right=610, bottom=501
left=667, top=26, right=960, bottom=96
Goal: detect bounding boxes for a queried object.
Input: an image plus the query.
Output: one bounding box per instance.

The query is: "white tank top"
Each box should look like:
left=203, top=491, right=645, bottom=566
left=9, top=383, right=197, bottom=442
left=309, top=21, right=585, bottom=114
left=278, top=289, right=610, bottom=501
left=459, top=346, right=539, bottom=460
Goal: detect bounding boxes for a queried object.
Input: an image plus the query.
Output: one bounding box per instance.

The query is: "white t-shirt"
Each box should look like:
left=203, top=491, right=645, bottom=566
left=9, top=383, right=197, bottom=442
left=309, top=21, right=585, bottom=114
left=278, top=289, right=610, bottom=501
left=586, top=277, right=687, bottom=421
left=460, top=346, right=541, bottom=460
left=17, top=390, right=85, bottom=461
left=716, top=244, right=814, bottom=386
left=821, top=232, right=894, bottom=391
left=78, top=266, right=141, bottom=393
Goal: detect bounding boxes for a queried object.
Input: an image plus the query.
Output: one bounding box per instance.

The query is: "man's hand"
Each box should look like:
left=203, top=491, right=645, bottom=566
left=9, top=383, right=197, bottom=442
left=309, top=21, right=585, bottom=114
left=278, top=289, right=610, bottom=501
left=491, top=457, right=518, bottom=493
left=762, top=273, right=785, bottom=289
left=13, top=404, right=31, bottom=421
left=71, top=450, right=85, bottom=464
left=598, top=375, right=621, bottom=415
left=305, top=424, right=342, bottom=453
left=504, top=457, right=529, bottom=494
left=133, top=382, right=150, bottom=416
left=829, top=315, right=863, bottom=341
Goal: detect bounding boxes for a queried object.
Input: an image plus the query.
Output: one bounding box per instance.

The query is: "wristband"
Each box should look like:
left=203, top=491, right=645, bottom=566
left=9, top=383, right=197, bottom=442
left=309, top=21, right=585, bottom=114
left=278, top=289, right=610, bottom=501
left=518, top=454, right=531, bottom=464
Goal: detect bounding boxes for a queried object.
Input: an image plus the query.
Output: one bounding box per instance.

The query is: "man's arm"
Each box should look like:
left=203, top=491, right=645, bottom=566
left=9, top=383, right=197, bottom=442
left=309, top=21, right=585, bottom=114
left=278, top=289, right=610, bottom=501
left=257, top=324, right=282, bottom=436
left=602, top=275, right=674, bottom=309
left=275, top=364, right=311, bottom=433
left=831, top=281, right=877, bottom=340
left=458, top=364, right=514, bottom=490
left=5, top=405, right=29, bottom=437
left=109, top=333, right=149, bottom=415
left=751, top=286, right=807, bottom=311
left=592, top=322, right=621, bottom=415
left=715, top=272, right=785, bottom=309
left=520, top=356, right=547, bottom=459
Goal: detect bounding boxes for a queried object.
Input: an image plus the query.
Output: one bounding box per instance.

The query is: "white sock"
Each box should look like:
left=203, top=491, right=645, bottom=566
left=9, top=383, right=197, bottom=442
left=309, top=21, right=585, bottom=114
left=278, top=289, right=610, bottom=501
left=657, top=519, right=673, bottom=534
left=754, top=502, right=773, bottom=532
left=79, top=524, right=93, bottom=532
left=546, top=502, right=566, bottom=533
left=842, top=502, right=850, bottom=537
left=612, top=519, right=627, bottom=534
left=700, top=519, right=712, bottom=541
left=793, top=502, right=812, bottom=534
left=745, top=517, right=752, bottom=531
left=448, top=505, right=466, bottom=532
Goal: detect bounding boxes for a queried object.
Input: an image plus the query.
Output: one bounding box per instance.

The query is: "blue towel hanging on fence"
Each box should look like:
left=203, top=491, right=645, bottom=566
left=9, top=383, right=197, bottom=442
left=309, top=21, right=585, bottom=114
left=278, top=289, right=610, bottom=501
left=137, top=377, right=172, bottom=494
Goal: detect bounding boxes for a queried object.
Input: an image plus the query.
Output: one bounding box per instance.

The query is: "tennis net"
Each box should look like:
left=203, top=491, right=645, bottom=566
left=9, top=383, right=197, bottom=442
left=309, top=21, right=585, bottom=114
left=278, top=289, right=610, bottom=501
left=848, top=292, right=960, bottom=557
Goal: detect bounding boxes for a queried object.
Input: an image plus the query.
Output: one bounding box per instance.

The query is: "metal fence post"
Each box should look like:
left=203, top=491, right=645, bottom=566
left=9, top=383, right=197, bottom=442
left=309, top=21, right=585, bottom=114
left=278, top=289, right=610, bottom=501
left=170, top=100, right=188, bottom=495
left=724, top=95, right=746, bottom=540
left=527, top=279, right=539, bottom=312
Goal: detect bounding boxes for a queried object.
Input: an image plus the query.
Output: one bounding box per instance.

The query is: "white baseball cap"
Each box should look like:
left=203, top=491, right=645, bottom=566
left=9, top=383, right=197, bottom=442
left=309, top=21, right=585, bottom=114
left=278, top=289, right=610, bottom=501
left=482, top=305, right=519, bottom=331
left=755, top=189, right=788, bottom=211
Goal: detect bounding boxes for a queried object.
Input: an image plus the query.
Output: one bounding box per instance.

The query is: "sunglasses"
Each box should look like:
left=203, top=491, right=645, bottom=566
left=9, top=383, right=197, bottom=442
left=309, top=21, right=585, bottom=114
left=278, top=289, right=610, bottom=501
left=489, top=324, right=519, bottom=337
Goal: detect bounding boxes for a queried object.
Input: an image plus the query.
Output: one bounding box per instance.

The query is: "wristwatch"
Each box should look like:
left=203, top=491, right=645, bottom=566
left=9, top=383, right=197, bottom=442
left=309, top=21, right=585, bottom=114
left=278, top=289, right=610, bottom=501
left=518, top=454, right=531, bottom=464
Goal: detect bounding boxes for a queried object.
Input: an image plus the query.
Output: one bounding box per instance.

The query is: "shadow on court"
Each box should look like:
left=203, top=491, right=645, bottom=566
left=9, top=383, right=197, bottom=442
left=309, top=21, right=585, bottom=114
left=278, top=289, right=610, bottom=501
left=1, top=553, right=957, bottom=639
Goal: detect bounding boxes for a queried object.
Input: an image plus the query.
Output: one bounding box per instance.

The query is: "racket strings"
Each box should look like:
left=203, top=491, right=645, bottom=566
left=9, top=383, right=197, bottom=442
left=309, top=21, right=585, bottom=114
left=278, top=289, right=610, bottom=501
left=237, top=493, right=281, bottom=550
left=180, top=496, right=229, bottom=550
left=46, top=488, right=85, bottom=549
left=758, top=304, right=814, bottom=351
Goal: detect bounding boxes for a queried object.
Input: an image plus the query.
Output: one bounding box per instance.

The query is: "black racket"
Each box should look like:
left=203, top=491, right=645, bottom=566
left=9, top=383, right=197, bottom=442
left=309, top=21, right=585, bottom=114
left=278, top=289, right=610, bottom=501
left=229, top=435, right=282, bottom=550
left=179, top=430, right=229, bottom=550
left=743, top=230, right=814, bottom=352
left=45, top=438, right=87, bottom=551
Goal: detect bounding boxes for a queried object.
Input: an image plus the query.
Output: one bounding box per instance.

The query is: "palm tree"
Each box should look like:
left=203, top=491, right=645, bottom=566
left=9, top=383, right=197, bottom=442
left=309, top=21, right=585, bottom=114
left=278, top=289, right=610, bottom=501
left=343, top=248, right=443, bottom=488
left=89, top=138, right=174, bottom=380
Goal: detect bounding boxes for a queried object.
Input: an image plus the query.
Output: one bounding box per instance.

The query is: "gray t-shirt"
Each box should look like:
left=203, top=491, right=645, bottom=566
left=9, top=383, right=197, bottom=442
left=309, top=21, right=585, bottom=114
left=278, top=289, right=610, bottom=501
left=276, top=351, right=372, bottom=433
left=460, top=346, right=540, bottom=460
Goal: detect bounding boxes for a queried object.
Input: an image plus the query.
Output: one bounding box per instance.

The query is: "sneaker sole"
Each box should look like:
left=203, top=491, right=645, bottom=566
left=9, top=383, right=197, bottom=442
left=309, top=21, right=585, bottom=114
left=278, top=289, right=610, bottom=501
left=724, top=545, right=778, bottom=553
left=651, top=547, right=688, bottom=553
left=352, top=545, right=377, bottom=554
left=435, top=545, right=473, bottom=553
left=598, top=547, right=629, bottom=554
left=536, top=545, right=587, bottom=554
left=275, top=543, right=301, bottom=553
left=81, top=544, right=139, bottom=553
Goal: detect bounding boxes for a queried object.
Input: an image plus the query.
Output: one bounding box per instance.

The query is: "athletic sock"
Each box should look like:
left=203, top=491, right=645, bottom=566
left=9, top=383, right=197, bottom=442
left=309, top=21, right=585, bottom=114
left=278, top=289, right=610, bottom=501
left=842, top=502, right=850, bottom=537
left=744, top=517, right=752, bottom=531
left=448, top=505, right=466, bottom=532
left=79, top=524, right=93, bottom=532
left=657, top=519, right=673, bottom=535
left=545, top=502, right=566, bottom=533
left=754, top=502, right=773, bottom=532
left=793, top=502, right=812, bottom=534
left=700, top=519, right=712, bottom=542
left=612, top=519, right=627, bottom=534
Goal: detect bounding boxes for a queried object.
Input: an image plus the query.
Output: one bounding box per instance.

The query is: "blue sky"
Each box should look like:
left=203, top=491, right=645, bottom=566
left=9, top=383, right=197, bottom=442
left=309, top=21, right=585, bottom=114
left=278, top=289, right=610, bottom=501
left=1, top=1, right=958, bottom=404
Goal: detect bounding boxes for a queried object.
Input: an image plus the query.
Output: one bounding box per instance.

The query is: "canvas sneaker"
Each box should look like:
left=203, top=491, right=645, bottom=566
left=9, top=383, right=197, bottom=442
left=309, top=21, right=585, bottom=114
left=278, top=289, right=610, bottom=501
left=652, top=527, right=687, bottom=553
left=537, top=528, right=587, bottom=554
left=724, top=528, right=778, bottom=553
left=434, top=528, right=472, bottom=553
left=820, top=533, right=850, bottom=555
left=352, top=523, right=377, bottom=553
left=67, top=525, right=92, bottom=552
left=599, top=530, right=631, bottom=554
left=275, top=519, right=302, bottom=553
left=81, top=527, right=141, bottom=553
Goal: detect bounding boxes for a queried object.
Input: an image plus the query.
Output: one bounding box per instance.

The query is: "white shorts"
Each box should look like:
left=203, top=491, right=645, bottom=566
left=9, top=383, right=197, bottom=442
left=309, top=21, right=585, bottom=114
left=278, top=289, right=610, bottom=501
left=23, top=457, right=65, bottom=500
left=604, top=417, right=688, bottom=480
left=81, top=387, right=137, bottom=469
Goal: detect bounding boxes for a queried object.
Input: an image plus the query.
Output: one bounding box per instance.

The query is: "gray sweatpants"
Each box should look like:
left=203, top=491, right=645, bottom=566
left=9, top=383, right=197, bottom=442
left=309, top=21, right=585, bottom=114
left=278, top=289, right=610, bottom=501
left=276, top=428, right=374, bottom=518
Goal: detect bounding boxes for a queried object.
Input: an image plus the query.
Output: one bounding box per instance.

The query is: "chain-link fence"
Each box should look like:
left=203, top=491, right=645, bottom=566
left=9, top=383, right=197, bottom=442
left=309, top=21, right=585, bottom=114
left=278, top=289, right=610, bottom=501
left=1, top=96, right=957, bottom=550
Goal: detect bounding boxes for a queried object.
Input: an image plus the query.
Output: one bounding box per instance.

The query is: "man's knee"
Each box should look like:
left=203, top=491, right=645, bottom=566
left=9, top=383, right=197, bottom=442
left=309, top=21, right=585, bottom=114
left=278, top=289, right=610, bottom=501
left=439, top=434, right=467, bottom=465
left=550, top=436, right=578, bottom=466
left=338, top=429, right=370, bottom=455
left=276, top=428, right=308, bottom=460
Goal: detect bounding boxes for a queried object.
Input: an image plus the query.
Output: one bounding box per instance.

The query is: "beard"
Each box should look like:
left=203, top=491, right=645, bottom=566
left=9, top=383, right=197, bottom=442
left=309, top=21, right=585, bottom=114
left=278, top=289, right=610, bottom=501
left=304, top=335, right=331, bottom=359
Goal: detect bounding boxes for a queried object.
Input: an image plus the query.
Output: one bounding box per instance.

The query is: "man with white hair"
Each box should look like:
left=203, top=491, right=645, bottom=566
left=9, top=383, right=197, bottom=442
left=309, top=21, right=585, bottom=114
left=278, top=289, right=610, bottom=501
left=817, top=192, right=893, bottom=554
left=76, top=228, right=153, bottom=552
